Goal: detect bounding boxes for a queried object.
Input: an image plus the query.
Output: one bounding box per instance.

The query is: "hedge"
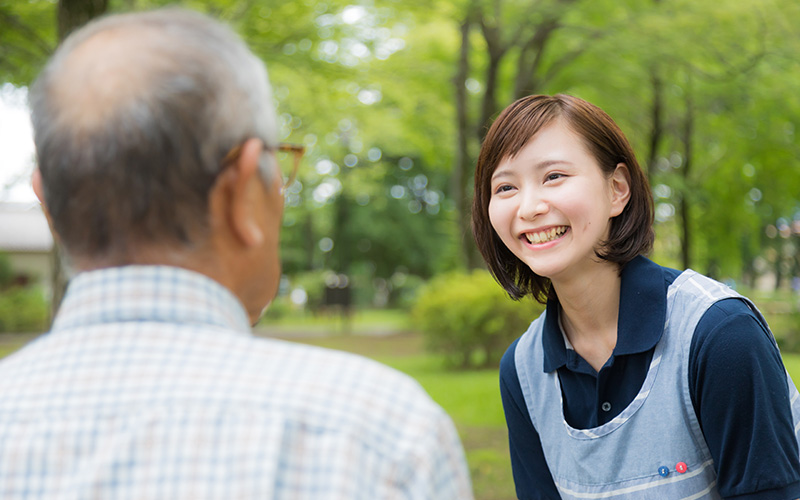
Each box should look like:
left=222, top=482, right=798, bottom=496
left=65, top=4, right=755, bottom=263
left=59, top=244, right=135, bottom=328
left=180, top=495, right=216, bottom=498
left=413, top=270, right=543, bottom=369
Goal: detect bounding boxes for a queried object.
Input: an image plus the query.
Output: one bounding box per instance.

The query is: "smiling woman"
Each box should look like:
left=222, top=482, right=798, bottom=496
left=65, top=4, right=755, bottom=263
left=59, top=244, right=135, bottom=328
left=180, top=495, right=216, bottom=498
left=472, top=94, right=800, bottom=500
left=486, top=119, right=631, bottom=289
left=0, top=84, right=36, bottom=203
left=473, top=94, right=652, bottom=303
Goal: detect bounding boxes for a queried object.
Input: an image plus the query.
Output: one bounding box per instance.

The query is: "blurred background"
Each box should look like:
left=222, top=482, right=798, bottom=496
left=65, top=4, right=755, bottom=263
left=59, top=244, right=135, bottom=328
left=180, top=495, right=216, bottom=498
left=1, top=0, right=800, bottom=498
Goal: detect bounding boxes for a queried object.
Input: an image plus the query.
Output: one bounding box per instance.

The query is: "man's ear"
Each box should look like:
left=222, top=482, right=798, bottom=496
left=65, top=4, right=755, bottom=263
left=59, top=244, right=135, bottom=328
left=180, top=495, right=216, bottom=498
left=32, top=168, right=46, bottom=207
left=32, top=168, right=58, bottom=238
left=211, top=138, right=266, bottom=247
left=609, top=163, right=632, bottom=218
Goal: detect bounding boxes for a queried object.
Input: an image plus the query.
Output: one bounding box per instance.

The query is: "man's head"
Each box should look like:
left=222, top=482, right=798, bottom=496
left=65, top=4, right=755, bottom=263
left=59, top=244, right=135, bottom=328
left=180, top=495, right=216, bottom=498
left=30, top=8, right=284, bottom=321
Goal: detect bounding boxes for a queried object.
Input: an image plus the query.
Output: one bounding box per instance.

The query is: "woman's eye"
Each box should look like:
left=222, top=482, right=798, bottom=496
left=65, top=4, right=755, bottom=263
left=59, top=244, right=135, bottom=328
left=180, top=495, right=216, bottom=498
left=545, top=173, right=564, bottom=182
left=493, top=184, right=514, bottom=194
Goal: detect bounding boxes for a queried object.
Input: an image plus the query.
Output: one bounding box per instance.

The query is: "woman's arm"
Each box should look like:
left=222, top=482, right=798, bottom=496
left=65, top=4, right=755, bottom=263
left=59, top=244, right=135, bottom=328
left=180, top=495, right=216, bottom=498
left=690, top=298, right=800, bottom=500
left=500, top=340, right=561, bottom=500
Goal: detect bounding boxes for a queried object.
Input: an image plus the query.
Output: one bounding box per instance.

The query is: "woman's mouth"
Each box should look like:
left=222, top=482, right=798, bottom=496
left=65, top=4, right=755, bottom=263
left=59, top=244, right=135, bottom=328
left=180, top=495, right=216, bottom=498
left=523, top=226, right=569, bottom=244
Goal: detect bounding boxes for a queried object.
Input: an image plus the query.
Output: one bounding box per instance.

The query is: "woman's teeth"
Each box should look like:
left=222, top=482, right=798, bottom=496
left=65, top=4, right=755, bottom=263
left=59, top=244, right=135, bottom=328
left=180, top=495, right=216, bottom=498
left=525, top=226, right=568, bottom=244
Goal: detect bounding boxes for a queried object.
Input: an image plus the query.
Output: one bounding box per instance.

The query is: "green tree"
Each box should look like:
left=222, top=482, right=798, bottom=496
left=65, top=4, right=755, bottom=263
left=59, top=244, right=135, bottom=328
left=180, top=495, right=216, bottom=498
left=0, top=0, right=56, bottom=84
left=3, top=0, right=800, bottom=300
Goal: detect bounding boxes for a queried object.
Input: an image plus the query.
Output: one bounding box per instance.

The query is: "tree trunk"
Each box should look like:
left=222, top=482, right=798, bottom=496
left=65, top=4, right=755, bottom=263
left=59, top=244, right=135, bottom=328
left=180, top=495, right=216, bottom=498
left=646, top=70, right=663, bottom=184
left=741, top=237, right=756, bottom=289
left=774, top=242, right=784, bottom=291
left=645, top=0, right=663, bottom=184
left=478, top=52, right=503, bottom=141
left=452, top=12, right=476, bottom=269
left=513, top=19, right=559, bottom=99
left=679, top=197, right=691, bottom=270
left=58, top=0, right=108, bottom=41
left=331, top=176, right=350, bottom=275
left=679, top=72, right=694, bottom=271
left=476, top=12, right=509, bottom=141
left=791, top=235, right=800, bottom=290
left=304, top=213, right=315, bottom=270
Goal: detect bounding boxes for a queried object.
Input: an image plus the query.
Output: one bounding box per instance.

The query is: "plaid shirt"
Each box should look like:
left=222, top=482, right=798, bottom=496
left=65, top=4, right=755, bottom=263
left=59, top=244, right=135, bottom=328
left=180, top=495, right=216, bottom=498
left=0, top=266, right=473, bottom=499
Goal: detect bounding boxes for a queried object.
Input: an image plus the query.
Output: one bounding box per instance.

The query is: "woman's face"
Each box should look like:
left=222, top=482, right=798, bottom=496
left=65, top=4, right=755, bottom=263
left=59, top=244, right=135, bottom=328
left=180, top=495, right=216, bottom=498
left=487, top=118, right=629, bottom=284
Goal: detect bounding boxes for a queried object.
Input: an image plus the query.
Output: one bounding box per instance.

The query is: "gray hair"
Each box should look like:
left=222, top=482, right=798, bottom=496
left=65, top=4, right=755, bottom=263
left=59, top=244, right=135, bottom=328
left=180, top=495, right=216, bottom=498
left=30, top=8, right=279, bottom=262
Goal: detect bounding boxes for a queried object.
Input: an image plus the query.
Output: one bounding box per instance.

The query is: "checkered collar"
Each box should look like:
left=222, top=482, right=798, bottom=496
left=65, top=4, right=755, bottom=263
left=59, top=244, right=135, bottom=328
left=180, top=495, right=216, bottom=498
left=52, top=265, right=252, bottom=334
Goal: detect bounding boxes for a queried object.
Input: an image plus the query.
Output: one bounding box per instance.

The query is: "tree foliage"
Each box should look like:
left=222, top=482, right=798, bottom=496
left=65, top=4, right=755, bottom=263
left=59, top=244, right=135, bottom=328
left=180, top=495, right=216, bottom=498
left=2, top=0, right=799, bottom=303
left=0, top=1, right=55, bottom=84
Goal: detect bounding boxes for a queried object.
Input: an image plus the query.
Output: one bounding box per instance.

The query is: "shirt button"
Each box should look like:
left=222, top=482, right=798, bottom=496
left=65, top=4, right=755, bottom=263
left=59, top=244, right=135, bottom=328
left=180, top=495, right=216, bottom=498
left=658, top=466, right=669, bottom=477
left=676, top=462, right=688, bottom=474
left=601, top=402, right=611, bottom=412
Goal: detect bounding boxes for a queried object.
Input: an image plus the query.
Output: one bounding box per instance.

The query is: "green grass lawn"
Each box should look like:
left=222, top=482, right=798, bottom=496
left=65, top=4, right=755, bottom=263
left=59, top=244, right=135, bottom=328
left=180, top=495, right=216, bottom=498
left=782, top=353, right=800, bottom=381
left=257, top=308, right=411, bottom=336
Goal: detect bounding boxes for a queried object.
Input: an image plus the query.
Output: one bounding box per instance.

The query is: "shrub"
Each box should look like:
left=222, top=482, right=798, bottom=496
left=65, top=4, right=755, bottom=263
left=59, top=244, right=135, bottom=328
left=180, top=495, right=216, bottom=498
left=769, top=310, right=800, bottom=353
left=294, top=271, right=333, bottom=312
left=0, top=253, right=13, bottom=288
left=0, top=286, right=49, bottom=333
left=388, top=273, right=425, bottom=310
left=261, top=295, right=294, bottom=321
left=413, top=270, right=543, bottom=369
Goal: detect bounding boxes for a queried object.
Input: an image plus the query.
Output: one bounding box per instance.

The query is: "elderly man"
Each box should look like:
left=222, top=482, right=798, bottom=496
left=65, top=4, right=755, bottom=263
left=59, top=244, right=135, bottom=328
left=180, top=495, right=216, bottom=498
left=0, top=9, right=473, bottom=499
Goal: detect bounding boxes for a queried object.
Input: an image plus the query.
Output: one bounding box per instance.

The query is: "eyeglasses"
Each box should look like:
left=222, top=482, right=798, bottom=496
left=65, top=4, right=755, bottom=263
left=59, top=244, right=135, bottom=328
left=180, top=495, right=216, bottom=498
left=221, top=141, right=305, bottom=192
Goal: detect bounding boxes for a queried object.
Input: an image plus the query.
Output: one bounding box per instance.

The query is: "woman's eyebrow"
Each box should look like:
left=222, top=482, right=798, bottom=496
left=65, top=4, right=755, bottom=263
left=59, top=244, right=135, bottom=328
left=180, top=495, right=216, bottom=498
left=533, top=159, right=572, bottom=170
left=491, top=159, right=572, bottom=181
left=491, top=169, right=514, bottom=182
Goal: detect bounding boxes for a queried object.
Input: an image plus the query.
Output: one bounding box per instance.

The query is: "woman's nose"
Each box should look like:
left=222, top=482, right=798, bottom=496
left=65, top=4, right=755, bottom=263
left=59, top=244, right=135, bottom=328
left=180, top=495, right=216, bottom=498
left=518, top=192, right=549, bottom=221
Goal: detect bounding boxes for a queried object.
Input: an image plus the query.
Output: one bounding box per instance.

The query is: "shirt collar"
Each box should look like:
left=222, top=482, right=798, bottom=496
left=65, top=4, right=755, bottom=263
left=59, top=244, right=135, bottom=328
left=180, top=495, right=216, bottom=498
left=542, top=255, right=667, bottom=372
left=52, top=265, right=252, bottom=335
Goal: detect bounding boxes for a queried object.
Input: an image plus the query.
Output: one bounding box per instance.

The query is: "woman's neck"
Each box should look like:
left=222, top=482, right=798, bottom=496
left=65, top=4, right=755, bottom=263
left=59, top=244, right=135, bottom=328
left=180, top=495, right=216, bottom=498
left=552, top=261, right=622, bottom=373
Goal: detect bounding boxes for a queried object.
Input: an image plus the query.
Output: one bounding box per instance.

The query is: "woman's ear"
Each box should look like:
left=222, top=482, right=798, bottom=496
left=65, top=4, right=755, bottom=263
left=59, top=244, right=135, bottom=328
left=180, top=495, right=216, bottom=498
left=609, top=163, right=632, bottom=217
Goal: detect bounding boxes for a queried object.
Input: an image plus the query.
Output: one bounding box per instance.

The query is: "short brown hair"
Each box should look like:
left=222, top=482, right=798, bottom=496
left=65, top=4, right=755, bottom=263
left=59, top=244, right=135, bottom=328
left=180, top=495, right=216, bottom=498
left=471, top=94, right=654, bottom=302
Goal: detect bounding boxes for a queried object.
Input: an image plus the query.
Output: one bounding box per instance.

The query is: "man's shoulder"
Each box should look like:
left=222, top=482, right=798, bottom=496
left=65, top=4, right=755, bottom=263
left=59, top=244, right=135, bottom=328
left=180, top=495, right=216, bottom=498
left=0, top=325, right=448, bottom=447
left=168, top=330, right=453, bottom=459
left=143, top=324, right=438, bottom=413
left=251, top=335, right=445, bottom=419
left=0, top=326, right=472, bottom=498
left=245, top=333, right=430, bottom=398
left=3, top=324, right=425, bottom=395
left=267, top=337, right=444, bottom=408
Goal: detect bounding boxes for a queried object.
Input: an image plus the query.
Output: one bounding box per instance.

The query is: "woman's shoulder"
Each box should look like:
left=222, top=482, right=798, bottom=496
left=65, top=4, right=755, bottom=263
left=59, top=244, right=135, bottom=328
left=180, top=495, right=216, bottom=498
left=500, top=336, right=523, bottom=376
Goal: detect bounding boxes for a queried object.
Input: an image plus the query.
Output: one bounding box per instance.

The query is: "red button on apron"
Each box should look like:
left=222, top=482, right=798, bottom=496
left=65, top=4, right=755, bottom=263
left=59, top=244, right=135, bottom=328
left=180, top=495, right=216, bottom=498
left=676, top=462, right=688, bottom=474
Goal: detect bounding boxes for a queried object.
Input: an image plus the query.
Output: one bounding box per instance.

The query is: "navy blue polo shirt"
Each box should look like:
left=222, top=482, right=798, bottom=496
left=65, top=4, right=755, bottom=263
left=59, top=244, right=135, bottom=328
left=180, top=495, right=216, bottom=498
left=500, top=256, right=800, bottom=500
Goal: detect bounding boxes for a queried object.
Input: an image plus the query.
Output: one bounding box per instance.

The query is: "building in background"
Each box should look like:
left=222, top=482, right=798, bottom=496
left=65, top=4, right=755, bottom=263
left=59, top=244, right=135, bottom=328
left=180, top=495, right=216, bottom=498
left=0, top=202, right=53, bottom=297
